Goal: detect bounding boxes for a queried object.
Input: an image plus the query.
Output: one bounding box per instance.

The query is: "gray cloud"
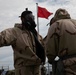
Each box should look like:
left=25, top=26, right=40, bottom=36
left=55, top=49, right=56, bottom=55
left=48, top=0, right=69, bottom=6
left=34, top=0, right=46, bottom=2
left=34, top=0, right=70, bottom=5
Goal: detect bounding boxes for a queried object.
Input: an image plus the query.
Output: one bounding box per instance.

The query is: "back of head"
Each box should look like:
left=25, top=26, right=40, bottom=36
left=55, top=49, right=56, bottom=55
left=53, top=8, right=71, bottom=22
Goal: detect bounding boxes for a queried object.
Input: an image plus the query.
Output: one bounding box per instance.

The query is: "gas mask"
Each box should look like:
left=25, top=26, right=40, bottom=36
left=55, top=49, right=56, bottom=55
left=22, top=13, right=36, bottom=30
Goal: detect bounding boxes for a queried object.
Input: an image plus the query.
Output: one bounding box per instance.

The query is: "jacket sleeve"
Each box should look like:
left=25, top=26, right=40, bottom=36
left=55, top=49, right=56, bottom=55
left=45, top=22, right=59, bottom=64
left=0, top=28, right=16, bottom=47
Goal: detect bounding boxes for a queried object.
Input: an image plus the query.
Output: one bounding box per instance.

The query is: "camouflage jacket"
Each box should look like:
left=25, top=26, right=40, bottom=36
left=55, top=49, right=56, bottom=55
left=45, top=19, right=76, bottom=65
left=0, top=23, right=45, bottom=68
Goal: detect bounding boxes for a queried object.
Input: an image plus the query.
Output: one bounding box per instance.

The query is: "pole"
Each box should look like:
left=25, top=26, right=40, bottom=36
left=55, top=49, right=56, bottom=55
left=36, top=3, right=39, bottom=33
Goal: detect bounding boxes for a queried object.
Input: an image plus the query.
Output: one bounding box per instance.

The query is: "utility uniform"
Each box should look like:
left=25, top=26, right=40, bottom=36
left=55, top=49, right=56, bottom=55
left=0, top=24, right=45, bottom=75
left=45, top=19, right=76, bottom=75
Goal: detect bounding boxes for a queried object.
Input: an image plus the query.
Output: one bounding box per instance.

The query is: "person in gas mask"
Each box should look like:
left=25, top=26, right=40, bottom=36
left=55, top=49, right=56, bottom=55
left=0, top=8, right=46, bottom=75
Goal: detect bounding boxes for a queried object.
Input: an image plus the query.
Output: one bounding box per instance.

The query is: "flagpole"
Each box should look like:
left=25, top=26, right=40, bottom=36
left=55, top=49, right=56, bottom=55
left=36, top=3, right=39, bottom=33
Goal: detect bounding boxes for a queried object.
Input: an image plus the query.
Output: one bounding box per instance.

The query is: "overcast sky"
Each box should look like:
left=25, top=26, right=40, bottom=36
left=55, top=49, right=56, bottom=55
left=0, top=0, right=76, bottom=70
